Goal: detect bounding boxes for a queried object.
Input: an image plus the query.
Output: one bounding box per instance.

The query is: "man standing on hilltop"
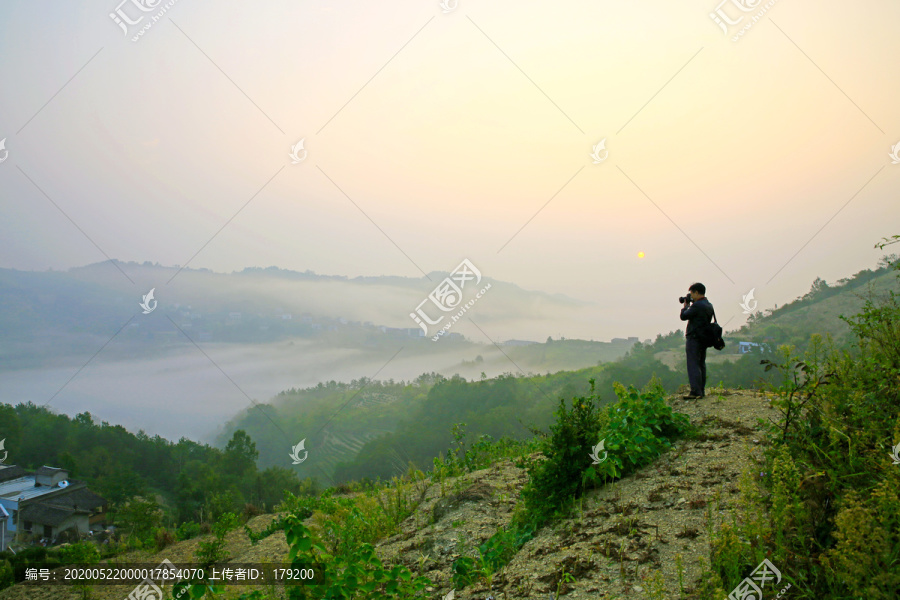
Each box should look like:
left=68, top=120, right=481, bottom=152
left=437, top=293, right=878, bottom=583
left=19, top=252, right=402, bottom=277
left=679, top=282, right=714, bottom=399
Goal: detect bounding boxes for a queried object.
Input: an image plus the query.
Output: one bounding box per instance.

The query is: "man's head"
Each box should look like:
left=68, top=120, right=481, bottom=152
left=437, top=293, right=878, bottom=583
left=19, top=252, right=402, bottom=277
left=688, top=282, right=706, bottom=300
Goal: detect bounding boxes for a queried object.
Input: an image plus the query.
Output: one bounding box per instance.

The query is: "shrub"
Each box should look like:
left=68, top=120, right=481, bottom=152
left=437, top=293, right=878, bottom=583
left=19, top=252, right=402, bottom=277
left=176, top=520, right=203, bottom=541
left=599, top=378, right=691, bottom=477
left=518, top=376, right=690, bottom=526
left=245, top=516, right=287, bottom=545
left=282, top=513, right=431, bottom=599
left=516, top=378, right=606, bottom=525
left=0, top=560, right=13, bottom=592
left=243, top=503, right=263, bottom=520
left=195, top=512, right=241, bottom=568
left=154, top=527, right=176, bottom=551
left=54, top=541, right=100, bottom=564
left=820, top=477, right=900, bottom=597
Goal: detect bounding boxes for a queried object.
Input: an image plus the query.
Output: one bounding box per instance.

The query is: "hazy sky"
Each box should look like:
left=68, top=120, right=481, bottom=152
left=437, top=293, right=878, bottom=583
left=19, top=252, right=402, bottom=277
left=2, top=0, right=899, bottom=341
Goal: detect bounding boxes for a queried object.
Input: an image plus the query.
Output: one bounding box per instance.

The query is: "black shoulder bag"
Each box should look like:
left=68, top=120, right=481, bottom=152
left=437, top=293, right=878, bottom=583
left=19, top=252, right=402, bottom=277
left=702, top=309, right=725, bottom=351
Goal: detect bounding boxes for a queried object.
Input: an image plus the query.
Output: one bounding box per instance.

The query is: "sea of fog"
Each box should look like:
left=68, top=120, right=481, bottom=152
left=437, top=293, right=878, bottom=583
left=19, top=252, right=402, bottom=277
left=0, top=340, right=513, bottom=445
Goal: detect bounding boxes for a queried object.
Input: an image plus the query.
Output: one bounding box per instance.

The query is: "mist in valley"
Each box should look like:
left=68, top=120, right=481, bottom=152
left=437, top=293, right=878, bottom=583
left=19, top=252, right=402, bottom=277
left=0, top=263, right=626, bottom=443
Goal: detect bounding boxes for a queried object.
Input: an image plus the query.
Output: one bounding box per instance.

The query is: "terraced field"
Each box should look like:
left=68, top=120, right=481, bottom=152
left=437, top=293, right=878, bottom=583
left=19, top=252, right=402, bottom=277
left=315, top=427, right=403, bottom=478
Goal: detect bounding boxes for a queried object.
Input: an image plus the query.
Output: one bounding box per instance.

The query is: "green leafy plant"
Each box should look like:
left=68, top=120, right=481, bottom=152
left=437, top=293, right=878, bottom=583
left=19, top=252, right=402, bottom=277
left=516, top=378, right=606, bottom=525
left=282, top=513, right=431, bottom=599
left=0, top=560, right=12, bottom=593
left=450, top=555, right=479, bottom=589
left=195, top=512, right=241, bottom=568
left=519, top=377, right=690, bottom=528
left=245, top=516, right=286, bottom=545
left=54, top=542, right=100, bottom=565
left=171, top=580, right=222, bottom=599
left=556, top=567, right=575, bottom=599
left=176, top=521, right=203, bottom=541
left=584, top=379, right=691, bottom=486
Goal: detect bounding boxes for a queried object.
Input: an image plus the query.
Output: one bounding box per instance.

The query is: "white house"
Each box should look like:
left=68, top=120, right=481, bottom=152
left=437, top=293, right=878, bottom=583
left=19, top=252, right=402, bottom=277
left=0, top=465, right=106, bottom=549
left=739, top=342, right=771, bottom=354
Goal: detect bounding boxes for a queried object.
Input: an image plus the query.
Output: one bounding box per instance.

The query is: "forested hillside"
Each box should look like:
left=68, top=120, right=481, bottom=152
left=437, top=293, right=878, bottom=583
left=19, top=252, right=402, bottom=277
left=732, top=255, right=900, bottom=348
left=0, top=404, right=310, bottom=525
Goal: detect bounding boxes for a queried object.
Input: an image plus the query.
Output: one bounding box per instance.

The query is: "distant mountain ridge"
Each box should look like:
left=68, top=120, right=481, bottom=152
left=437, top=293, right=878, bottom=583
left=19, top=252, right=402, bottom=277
left=65, top=260, right=587, bottom=302
left=0, top=260, right=589, bottom=371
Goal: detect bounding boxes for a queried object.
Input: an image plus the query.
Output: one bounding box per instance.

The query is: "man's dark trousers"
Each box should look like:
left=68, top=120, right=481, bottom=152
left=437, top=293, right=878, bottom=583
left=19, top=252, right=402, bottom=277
left=685, top=337, right=707, bottom=397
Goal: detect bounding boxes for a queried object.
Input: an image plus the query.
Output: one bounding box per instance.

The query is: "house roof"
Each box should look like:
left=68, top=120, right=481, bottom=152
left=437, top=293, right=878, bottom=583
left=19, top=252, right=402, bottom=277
left=19, top=503, right=89, bottom=527
left=0, top=465, right=25, bottom=483
left=35, top=466, right=67, bottom=477
left=0, top=477, right=41, bottom=500
left=47, top=487, right=106, bottom=512
left=0, top=478, right=88, bottom=502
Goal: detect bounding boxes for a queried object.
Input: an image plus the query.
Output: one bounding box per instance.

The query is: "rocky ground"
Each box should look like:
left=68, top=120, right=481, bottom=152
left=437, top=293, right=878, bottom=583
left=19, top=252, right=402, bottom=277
left=0, top=387, right=777, bottom=600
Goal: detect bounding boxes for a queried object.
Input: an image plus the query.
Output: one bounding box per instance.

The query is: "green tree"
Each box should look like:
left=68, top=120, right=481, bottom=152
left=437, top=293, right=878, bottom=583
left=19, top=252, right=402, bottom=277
left=224, top=429, right=259, bottom=478
left=0, top=405, right=22, bottom=463
left=117, top=497, right=163, bottom=541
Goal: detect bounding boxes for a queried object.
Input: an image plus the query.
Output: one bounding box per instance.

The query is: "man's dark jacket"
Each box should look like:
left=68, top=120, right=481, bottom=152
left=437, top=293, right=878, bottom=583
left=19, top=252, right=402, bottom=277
left=680, top=297, right=714, bottom=339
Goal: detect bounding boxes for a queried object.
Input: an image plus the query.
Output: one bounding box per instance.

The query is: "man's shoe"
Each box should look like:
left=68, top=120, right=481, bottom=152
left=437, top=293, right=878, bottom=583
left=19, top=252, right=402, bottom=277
left=682, top=394, right=702, bottom=400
